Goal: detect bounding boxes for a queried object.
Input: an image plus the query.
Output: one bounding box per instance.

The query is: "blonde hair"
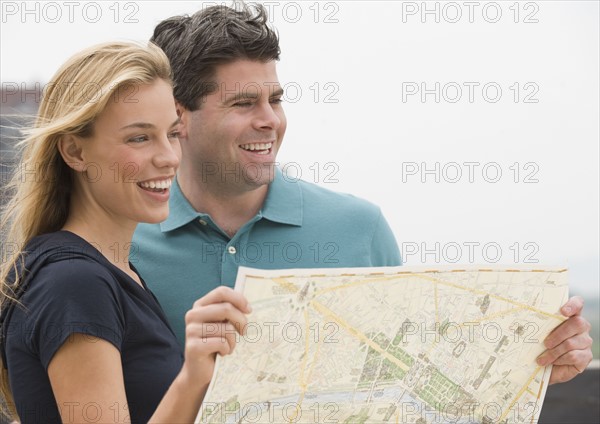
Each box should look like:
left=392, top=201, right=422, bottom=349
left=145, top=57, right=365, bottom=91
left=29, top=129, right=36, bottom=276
left=0, top=41, right=172, bottom=419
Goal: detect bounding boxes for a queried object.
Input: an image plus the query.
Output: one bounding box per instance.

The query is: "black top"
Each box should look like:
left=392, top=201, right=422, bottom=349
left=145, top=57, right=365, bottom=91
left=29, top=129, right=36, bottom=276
left=1, top=231, right=184, bottom=424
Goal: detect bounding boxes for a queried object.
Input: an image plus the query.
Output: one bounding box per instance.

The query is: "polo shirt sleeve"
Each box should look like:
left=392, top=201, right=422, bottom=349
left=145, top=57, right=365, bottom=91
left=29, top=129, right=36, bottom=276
left=370, top=208, right=402, bottom=266
left=23, top=259, right=125, bottom=370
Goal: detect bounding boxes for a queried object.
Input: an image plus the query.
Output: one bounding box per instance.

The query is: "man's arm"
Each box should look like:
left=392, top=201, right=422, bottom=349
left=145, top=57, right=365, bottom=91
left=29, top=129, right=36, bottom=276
left=370, top=209, right=402, bottom=266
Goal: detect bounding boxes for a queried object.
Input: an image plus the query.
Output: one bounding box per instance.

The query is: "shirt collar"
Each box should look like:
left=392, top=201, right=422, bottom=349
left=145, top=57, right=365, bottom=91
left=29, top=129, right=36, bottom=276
left=159, top=167, right=303, bottom=232
left=159, top=178, right=201, bottom=232
left=260, top=167, right=303, bottom=226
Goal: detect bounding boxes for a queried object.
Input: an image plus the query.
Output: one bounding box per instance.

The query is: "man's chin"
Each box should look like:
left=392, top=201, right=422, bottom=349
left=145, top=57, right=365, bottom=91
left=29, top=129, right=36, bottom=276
left=242, top=162, right=277, bottom=186
left=242, top=176, right=275, bottom=190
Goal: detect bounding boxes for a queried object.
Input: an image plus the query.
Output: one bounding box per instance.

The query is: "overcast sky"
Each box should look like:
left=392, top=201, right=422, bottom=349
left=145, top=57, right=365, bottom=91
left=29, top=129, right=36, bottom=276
left=1, top=1, right=598, bottom=298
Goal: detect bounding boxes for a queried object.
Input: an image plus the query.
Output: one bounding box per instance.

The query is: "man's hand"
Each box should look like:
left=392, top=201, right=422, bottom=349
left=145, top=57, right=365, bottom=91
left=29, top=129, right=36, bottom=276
left=537, top=296, right=593, bottom=384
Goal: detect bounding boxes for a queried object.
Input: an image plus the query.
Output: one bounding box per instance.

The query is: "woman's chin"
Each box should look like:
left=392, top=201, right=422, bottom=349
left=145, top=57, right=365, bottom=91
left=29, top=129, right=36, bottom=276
left=139, top=210, right=169, bottom=225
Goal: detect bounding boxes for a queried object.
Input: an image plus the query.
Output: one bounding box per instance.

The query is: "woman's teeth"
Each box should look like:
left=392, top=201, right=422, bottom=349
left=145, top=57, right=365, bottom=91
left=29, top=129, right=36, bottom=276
left=138, top=179, right=172, bottom=192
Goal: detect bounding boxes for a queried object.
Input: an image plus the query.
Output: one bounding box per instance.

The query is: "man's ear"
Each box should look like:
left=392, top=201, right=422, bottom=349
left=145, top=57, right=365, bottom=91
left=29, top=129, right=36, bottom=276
left=58, top=135, right=85, bottom=173
left=175, top=101, right=189, bottom=139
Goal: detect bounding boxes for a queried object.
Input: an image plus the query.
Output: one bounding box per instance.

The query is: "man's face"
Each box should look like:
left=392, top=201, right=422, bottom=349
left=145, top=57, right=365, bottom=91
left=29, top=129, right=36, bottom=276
left=182, top=59, right=286, bottom=192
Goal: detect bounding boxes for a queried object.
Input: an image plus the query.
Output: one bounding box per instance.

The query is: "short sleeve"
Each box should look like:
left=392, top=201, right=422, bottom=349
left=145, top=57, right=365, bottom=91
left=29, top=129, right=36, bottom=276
left=21, top=258, right=125, bottom=370
left=370, top=208, right=402, bottom=266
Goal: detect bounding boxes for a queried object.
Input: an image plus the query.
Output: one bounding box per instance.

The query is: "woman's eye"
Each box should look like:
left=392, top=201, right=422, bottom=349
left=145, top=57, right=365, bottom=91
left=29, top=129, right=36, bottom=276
left=128, top=135, right=149, bottom=143
left=168, top=131, right=180, bottom=139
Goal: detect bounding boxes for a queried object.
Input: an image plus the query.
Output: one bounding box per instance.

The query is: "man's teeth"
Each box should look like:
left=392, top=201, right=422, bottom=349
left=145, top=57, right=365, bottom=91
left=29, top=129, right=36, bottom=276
left=138, top=179, right=172, bottom=190
left=240, top=142, right=273, bottom=152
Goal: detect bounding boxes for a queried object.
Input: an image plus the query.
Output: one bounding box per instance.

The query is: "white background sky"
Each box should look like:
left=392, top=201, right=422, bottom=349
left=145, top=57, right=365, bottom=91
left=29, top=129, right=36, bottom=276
left=1, top=1, right=598, bottom=299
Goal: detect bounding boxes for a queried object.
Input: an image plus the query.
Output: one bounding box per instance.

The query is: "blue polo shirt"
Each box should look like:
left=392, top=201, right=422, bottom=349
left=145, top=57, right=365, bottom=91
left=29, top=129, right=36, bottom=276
left=133, top=168, right=401, bottom=344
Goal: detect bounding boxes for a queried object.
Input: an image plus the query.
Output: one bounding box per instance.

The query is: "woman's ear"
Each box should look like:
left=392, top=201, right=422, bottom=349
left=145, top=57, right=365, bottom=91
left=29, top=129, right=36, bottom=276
left=58, top=135, right=85, bottom=173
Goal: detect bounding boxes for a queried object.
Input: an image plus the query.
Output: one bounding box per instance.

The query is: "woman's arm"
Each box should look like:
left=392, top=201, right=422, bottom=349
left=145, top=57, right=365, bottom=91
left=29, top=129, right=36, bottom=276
left=48, top=334, right=128, bottom=423
left=149, top=286, right=251, bottom=423
left=47, top=286, right=250, bottom=424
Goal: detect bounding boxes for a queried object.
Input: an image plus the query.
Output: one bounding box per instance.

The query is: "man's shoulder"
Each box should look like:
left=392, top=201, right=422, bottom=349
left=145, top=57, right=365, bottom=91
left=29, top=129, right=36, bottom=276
left=293, top=178, right=382, bottom=216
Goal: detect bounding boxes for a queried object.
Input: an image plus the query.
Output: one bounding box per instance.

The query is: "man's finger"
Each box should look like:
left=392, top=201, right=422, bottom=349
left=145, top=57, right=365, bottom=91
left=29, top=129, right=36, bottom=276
left=560, top=295, right=584, bottom=317
left=551, top=349, right=594, bottom=369
left=544, top=315, right=590, bottom=350
left=537, top=332, right=593, bottom=366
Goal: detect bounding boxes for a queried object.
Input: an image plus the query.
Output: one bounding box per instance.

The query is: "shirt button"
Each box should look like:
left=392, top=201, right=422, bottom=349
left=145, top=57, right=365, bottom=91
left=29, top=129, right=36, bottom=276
left=199, top=219, right=207, bottom=226
left=228, top=246, right=237, bottom=254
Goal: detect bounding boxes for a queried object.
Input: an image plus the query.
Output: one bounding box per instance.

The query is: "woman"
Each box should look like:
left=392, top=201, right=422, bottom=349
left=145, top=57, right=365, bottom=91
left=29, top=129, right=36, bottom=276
left=0, top=41, right=250, bottom=423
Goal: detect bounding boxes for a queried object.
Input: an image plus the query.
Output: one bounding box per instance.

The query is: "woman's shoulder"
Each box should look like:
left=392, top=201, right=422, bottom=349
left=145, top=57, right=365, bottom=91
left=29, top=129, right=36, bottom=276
left=24, top=230, right=105, bottom=264
left=21, top=231, right=120, bottom=298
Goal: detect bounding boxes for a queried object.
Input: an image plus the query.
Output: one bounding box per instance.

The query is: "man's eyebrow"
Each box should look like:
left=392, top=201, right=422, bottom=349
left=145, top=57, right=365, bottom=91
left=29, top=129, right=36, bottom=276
left=222, top=86, right=284, bottom=103
left=223, top=92, right=260, bottom=104
left=269, top=87, right=284, bottom=97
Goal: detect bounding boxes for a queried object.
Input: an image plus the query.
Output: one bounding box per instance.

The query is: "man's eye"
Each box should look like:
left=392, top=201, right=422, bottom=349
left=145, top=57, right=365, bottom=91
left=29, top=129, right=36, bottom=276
left=270, top=97, right=283, bottom=105
left=128, top=135, right=149, bottom=143
left=234, top=101, right=252, bottom=107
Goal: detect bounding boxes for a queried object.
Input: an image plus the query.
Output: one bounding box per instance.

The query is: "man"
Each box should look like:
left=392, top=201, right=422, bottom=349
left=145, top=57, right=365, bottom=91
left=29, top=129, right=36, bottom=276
left=133, top=3, right=592, bottom=385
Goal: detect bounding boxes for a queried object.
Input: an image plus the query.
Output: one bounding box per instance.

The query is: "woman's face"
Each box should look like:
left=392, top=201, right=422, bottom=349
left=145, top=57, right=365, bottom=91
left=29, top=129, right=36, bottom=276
left=76, top=79, right=181, bottom=226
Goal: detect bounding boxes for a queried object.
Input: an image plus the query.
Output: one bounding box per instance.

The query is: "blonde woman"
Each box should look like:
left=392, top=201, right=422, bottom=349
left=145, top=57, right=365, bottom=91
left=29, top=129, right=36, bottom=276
left=0, top=42, right=250, bottom=423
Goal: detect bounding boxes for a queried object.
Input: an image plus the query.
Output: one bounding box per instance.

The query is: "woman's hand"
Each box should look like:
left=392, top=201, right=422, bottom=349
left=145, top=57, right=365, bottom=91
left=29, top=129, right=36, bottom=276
left=181, top=286, right=252, bottom=386
left=149, top=286, right=251, bottom=423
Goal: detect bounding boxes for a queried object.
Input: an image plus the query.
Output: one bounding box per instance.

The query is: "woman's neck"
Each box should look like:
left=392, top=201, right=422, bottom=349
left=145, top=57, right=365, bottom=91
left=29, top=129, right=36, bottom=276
left=61, top=207, right=140, bottom=286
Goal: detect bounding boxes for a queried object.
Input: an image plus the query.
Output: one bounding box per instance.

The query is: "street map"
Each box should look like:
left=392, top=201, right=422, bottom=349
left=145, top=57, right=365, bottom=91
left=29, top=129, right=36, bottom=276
left=197, top=266, right=568, bottom=423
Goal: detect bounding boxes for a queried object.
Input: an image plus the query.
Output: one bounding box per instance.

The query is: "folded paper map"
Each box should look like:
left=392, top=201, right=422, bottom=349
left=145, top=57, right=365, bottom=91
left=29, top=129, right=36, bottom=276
left=197, top=266, right=569, bottom=423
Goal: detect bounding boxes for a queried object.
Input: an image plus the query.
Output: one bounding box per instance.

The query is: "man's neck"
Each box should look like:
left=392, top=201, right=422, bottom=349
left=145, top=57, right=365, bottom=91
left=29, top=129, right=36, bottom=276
left=178, top=167, right=269, bottom=238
